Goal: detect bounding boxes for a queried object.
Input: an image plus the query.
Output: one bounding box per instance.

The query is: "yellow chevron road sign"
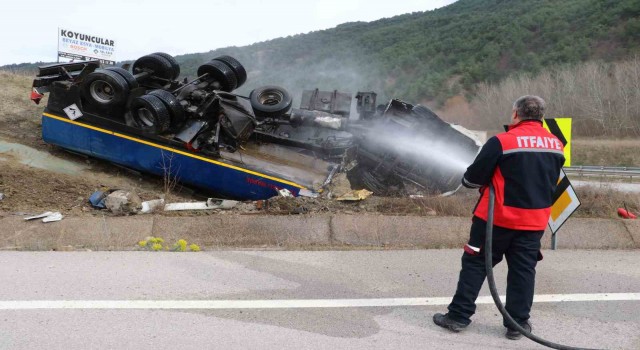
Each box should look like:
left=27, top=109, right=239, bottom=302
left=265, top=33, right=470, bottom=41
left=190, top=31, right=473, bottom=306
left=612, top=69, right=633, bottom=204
left=548, top=170, right=581, bottom=248
left=543, top=118, right=572, bottom=167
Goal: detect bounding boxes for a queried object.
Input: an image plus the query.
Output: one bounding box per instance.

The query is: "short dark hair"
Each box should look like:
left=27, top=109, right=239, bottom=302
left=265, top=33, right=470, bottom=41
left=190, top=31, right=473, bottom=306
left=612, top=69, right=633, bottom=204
left=513, top=95, right=545, bottom=120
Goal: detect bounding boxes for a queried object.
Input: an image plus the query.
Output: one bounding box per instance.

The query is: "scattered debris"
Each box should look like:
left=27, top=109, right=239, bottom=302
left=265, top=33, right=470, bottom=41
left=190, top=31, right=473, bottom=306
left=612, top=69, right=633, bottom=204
left=278, top=189, right=294, bottom=197
left=104, top=190, right=142, bottom=215
left=42, top=212, right=64, bottom=222
left=336, top=189, right=373, bottom=201
left=0, top=193, right=4, bottom=201
left=326, top=172, right=351, bottom=197
left=164, top=198, right=238, bottom=211
left=88, top=190, right=110, bottom=209
left=25, top=211, right=64, bottom=223
left=140, top=199, right=165, bottom=214
left=298, top=189, right=320, bottom=198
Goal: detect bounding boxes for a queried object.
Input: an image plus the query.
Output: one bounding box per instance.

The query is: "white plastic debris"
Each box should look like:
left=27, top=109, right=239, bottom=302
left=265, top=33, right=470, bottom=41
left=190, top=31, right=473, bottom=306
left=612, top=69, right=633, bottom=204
left=298, top=189, right=319, bottom=198
left=278, top=188, right=294, bottom=197
left=42, top=212, right=64, bottom=222
left=25, top=212, right=54, bottom=221
left=25, top=211, right=64, bottom=223
left=0, top=193, right=4, bottom=201
left=140, top=199, right=165, bottom=214
left=164, top=199, right=238, bottom=211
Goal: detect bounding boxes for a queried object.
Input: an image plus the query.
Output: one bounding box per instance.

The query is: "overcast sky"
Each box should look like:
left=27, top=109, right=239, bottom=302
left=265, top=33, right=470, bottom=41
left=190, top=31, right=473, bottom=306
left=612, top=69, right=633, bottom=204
left=0, top=0, right=456, bottom=65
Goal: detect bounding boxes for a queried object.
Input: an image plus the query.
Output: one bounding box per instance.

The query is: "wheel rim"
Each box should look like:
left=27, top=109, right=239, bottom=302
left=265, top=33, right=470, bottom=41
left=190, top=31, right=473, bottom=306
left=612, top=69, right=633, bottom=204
left=89, top=80, right=116, bottom=103
left=258, top=90, right=283, bottom=106
left=135, top=108, right=155, bottom=127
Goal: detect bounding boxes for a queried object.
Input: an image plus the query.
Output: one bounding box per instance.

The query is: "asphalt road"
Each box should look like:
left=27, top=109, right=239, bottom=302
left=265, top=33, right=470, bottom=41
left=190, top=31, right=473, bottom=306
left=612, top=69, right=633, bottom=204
left=0, top=250, right=638, bottom=350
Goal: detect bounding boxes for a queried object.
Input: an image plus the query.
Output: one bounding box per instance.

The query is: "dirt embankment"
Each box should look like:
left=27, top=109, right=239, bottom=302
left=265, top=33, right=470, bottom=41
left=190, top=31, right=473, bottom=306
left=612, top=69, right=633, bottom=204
left=0, top=71, right=638, bottom=220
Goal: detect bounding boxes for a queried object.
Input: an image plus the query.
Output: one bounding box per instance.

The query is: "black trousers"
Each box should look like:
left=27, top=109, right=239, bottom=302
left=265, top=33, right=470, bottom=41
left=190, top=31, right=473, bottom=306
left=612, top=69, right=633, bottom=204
left=447, top=217, right=544, bottom=327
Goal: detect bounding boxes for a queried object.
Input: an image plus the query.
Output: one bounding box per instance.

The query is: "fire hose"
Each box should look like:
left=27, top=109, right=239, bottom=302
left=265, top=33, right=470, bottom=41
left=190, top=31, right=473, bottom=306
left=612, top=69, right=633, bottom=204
left=485, top=184, right=604, bottom=350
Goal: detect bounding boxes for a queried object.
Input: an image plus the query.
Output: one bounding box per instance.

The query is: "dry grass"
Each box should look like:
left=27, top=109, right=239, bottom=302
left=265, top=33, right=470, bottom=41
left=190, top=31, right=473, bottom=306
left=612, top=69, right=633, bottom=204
left=572, top=138, right=640, bottom=166
left=574, top=185, right=639, bottom=219
left=0, top=71, right=49, bottom=148
left=0, top=71, right=45, bottom=119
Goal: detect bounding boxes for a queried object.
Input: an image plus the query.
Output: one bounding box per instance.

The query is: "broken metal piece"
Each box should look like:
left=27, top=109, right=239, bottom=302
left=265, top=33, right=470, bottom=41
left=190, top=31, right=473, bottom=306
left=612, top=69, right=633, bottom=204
left=174, top=120, right=208, bottom=143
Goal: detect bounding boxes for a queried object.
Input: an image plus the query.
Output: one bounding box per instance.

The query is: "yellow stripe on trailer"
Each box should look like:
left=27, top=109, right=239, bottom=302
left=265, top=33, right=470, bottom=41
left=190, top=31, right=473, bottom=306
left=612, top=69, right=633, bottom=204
left=42, top=112, right=306, bottom=189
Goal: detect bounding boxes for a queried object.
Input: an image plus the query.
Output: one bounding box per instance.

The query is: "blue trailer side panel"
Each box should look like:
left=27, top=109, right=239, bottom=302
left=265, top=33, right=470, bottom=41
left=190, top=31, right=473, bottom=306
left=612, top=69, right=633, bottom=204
left=42, top=113, right=304, bottom=200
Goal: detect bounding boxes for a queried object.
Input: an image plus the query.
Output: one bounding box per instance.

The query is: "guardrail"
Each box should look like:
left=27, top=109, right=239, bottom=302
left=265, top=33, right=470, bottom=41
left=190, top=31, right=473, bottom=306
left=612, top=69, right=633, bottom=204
left=564, top=166, right=640, bottom=179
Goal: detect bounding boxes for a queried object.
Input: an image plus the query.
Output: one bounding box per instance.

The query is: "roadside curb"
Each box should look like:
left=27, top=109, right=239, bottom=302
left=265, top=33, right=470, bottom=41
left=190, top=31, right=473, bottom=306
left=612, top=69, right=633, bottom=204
left=0, top=214, right=637, bottom=251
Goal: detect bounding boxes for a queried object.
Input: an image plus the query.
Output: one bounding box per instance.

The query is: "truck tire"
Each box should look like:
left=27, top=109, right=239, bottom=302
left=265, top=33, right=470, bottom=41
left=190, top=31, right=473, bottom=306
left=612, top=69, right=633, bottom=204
left=129, top=95, right=171, bottom=134
left=132, top=54, right=177, bottom=81
left=148, top=89, right=186, bottom=129
left=249, top=85, right=292, bottom=118
left=197, top=60, right=238, bottom=92
left=213, top=55, right=247, bottom=88
left=152, top=52, right=180, bottom=79
left=81, top=69, right=130, bottom=107
left=104, top=67, right=139, bottom=89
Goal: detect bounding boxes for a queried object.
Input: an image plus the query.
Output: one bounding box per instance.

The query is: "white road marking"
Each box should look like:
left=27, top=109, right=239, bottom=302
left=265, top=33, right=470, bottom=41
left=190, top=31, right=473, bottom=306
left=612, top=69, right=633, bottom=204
left=0, top=293, right=639, bottom=310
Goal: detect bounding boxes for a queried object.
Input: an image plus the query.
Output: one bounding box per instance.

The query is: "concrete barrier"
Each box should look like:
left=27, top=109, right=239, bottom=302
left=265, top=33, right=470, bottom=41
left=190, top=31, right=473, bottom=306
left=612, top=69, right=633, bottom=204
left=0, top=214, right=637, bottom=251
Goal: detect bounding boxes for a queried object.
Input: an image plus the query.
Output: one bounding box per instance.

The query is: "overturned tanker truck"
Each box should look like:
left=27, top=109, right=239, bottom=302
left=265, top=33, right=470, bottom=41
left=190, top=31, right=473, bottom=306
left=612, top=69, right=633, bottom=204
left=31, top=53, right=481, bottom=200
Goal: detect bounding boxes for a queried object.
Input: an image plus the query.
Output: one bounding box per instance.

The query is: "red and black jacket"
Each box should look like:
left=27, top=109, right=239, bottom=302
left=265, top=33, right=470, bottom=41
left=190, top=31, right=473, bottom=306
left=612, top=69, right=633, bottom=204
left=462, top=120, right=565, bottom=231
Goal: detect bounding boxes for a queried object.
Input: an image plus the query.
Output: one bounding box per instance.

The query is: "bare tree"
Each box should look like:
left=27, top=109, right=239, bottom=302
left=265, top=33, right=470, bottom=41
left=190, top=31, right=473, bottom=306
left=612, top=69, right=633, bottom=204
left=470, top=58, right=640, bottom=137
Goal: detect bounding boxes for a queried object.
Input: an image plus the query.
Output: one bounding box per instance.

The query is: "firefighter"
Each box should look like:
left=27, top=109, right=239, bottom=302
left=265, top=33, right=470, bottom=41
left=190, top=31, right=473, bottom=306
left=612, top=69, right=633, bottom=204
left=433, top=95, right=565, bottom=340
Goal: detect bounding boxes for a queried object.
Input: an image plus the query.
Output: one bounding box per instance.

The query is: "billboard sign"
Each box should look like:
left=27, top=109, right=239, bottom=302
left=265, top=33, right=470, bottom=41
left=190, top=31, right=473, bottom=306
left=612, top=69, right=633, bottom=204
left=58, top=28, right=116, bottom=65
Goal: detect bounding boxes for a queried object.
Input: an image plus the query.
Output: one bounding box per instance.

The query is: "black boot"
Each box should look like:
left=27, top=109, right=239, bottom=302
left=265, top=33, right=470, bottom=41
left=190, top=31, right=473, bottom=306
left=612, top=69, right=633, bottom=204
left=433, top=313, right=469, bottom=333
left=505, top=321, right=531, bottom=340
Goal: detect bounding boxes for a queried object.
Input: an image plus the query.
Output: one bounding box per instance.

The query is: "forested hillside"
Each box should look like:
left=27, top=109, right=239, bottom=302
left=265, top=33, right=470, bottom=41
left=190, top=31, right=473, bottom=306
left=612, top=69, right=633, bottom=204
left=3, top=0, right=639, bottom=105
left=172, top=0, right=639, bottom=104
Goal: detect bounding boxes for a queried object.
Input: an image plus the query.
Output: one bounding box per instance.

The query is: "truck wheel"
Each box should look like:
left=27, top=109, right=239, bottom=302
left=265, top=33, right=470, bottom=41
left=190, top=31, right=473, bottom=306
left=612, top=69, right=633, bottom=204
left=249, top=85, right=292, bottom=118
left=197, top=60, right=238, bottom=92
left=129, top=95, right=171, bottom=134
left=104, top=67, right=139, bottom=89
left=152, top=52, right=180, bottom=79
left=148, top=89, right=186, bottom=129
left=213, top=55, right=247, bottom=88
left=81, top=69, right=130, bottom=106
left=132, top=54, right=177, bottom=81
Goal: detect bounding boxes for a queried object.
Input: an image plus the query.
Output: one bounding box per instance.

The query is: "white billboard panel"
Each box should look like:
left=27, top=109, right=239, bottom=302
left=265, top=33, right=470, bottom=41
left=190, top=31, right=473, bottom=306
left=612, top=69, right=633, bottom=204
left=58, top=28, right=116, bottom=65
